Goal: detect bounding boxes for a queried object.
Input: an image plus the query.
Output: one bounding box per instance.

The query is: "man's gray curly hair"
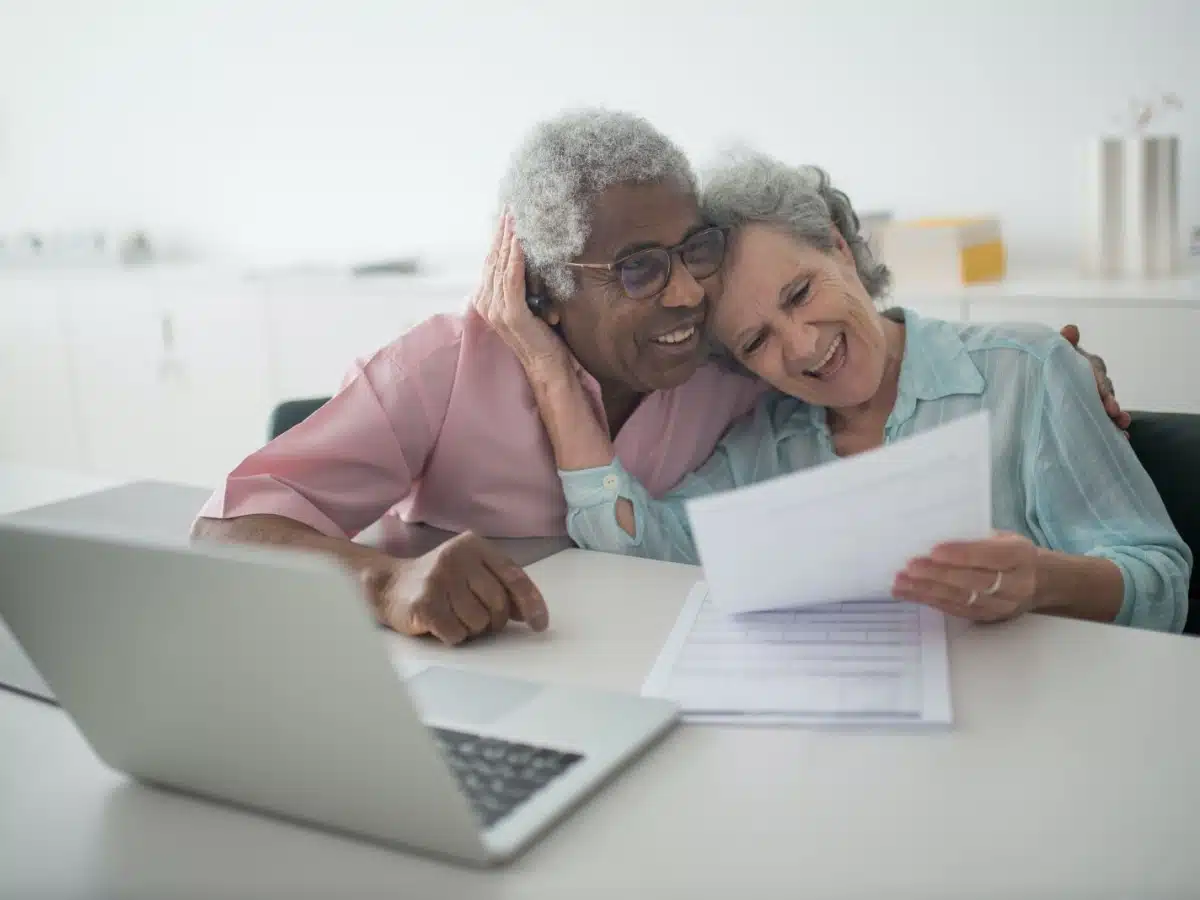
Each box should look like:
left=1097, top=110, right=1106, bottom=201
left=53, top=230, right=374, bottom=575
left=700, top=151, right=891, bottom=300
left=498, top=108, right=697, bottom=301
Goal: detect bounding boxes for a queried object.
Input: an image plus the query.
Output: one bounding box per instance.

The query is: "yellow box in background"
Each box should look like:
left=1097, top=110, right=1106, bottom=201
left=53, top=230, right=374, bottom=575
left=877, top=217, right=1006, bottom=288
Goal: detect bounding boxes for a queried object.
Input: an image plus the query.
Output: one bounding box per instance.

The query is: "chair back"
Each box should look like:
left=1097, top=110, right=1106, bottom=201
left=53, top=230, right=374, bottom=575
left=268, top=398, right=330, bottom=441
left=1127, top=411, right=1200, bottom=633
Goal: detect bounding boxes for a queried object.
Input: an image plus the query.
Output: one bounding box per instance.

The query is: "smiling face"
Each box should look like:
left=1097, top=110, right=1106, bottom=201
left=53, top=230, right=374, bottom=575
left=712, top=223, right=894, bottom=409
left=549, top=180, right=717, bottom=394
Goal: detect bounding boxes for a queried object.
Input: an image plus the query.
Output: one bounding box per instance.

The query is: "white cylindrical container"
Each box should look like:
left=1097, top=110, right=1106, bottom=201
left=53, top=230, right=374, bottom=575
left=1148, top=135, right=1181, bottom=277
left=1123, top=135, right=1182, bottom=278
left=1082, top=137, right=1124, bottom=278
left=1123, top=137, right=1151, bottom=277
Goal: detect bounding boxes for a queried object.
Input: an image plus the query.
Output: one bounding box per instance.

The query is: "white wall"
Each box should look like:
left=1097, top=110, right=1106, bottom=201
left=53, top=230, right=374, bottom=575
left=0, top=0, right=1195, bottom=272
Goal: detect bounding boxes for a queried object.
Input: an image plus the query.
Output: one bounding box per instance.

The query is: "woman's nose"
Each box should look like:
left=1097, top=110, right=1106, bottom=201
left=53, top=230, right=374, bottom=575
left=781, top=322, right=821, bottom=372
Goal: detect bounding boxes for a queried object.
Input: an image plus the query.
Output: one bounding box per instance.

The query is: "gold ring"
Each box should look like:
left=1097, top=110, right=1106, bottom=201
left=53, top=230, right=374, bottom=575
left=984, top=571, right=1004, bottom=595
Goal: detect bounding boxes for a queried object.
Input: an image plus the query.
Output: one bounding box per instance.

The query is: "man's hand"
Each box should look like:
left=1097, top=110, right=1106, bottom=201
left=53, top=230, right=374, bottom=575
left=360, top=532, right=549, bottom=645
left=1060, top=324, right=1132, bottom=433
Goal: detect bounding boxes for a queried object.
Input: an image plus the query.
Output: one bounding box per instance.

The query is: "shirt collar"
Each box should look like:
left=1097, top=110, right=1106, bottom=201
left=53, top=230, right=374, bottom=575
left=887, top=307, right=985, bottom=426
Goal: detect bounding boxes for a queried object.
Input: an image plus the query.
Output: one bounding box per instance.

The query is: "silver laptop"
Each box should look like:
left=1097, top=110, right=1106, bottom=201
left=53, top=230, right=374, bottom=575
left=0, top=480, right=573, bottom=704
left=0, top=480, right=216, bottom=703
left=0, top=518, right=678, bottom=866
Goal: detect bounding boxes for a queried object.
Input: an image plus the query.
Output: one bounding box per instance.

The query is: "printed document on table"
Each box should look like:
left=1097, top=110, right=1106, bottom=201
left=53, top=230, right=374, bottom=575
left=643, top=582, right=952, bottom=726
left=684, top=410, right=992, bottom=615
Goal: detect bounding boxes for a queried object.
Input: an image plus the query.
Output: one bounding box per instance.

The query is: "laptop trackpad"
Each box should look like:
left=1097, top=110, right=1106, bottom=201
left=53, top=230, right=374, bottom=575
left=407, top=665, right=541, bottom=726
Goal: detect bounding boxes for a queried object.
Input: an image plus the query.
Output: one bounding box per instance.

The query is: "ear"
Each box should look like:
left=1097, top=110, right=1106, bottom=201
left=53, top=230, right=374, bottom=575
left=525, top=271, right=562, bottom=326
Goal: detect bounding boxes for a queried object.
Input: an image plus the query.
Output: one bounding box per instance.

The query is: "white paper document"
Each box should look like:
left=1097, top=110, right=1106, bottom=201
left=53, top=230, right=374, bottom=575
left=643, top=582, right=952, bottom=726
left=685, top=410, right=992, bottom=614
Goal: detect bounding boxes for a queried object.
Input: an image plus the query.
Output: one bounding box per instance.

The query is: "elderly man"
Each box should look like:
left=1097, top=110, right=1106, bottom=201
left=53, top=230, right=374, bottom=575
left=193, top=108, right=1127, bottom=646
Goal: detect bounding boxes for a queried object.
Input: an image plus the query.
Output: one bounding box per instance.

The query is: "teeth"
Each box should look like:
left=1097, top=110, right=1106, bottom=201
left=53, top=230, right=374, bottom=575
left=805, top=334, right=843, bottom=375
left=653, top=325, right=696, bottom=345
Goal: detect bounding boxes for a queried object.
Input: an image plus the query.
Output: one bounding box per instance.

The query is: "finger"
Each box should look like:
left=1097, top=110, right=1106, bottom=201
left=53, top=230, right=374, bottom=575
left=893, top=574, right=993, bottom=620
left=412, top=593, right=469, bottom=645
left=1117, top=411, right=1132, bottom=429
left=1080, top=347, right=1107, bottom=376
left=449, top=590, right=492, bottom=636
left=893, top=586, right=973, bottom=619
left=474, top=215, right=508, bottom=318
left=489, top=218, right=513, bottom=316
left=505, top=225, right=526, bottom=304
left=928, top=534, right=1028, bottom=570
left=901, top=557, right=1002, bottom=597
left=465, top=567, right=510, bottom=632
left=894, top=586, right=1012, bottom=624
left=495, top=214, right=513, bottom=285
left=476, top=545, right=548, bottom=631
left=1060, top=324, right=1080, bottom=346
left=895, top=569, right=1024, bottom=623
left=484, top=210, right=505, bottom=269
left=502, top=571, right=548, bottom=631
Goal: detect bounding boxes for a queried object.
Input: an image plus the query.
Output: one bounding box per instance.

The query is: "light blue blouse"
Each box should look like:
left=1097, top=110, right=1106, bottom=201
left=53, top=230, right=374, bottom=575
left=560, top=309, right=1192, bottom=633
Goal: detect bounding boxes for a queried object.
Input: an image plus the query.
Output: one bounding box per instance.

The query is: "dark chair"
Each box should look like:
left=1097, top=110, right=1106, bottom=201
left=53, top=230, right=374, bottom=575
left=1126, top=411, right=1200, bottom=633
left=268, top=397, right=330, bottom=441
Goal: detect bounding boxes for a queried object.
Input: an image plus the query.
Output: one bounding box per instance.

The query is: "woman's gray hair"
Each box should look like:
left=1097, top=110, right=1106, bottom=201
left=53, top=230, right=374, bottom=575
left=701, top=151, right=891, bottom=299
left=498, top=108, right=697, bottom=301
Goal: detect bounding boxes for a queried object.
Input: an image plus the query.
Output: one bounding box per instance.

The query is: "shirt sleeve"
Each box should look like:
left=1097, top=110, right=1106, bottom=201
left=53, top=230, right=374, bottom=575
left=1025, top=339, right=1192, bottom=632
left=559, top=400, right=779, bottom=564
left=197, top=324, right=460, bottom=540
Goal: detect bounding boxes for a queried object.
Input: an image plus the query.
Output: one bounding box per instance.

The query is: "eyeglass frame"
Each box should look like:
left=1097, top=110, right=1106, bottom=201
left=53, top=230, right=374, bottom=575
left=561, top=225, right=729, bottom=300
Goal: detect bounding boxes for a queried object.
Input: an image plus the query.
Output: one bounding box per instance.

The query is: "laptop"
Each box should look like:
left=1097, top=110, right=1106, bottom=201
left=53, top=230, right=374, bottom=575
left=0, top=480, right=573, bottom=704
left=0, top=480, right=217, bottom=703
left=0, top=518, right=679, bottom=866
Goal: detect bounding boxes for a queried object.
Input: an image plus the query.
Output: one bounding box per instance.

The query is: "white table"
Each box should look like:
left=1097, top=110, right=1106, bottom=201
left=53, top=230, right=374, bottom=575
left=2, top=468, right=1199, bottom=898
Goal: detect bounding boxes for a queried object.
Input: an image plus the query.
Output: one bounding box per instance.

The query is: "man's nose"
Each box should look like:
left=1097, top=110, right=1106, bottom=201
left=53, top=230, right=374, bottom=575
left=659, top=260, right=705, bottom=309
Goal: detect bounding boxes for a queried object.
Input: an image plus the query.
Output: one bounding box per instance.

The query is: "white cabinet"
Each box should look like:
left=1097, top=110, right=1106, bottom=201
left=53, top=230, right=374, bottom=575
left=260, top=275, right=469, bottom=400
left=2, top=270, right=470, bottom=489
left=892, top=271, right=1200, bottom=415
left=967, top=303, right=1200, bottom=415
left=0, top=269, right=471, bottom=486
left=59, top=271, right=272, bottom=486
left=0, top=276, right=85, bottom=469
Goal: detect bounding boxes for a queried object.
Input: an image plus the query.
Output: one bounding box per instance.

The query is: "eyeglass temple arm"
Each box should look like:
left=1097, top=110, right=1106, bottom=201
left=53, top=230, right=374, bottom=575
left=562, top=261, right=615, bottom=270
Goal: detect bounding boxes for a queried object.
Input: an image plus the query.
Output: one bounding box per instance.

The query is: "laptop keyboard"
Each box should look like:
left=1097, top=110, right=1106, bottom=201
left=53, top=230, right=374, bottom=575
left=431, top=727, right=585, bottom=828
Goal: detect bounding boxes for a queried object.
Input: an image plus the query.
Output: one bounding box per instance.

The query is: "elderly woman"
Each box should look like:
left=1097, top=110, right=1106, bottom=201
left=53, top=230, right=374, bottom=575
left=480, top=153, right=1191, bottom=633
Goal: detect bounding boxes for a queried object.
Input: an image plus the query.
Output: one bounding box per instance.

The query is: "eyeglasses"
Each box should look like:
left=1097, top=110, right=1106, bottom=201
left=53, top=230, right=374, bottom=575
left=564, top=226, right=727, bottom=301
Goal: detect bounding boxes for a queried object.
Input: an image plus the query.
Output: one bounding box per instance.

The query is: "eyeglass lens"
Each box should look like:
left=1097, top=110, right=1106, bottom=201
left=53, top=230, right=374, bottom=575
left=617, top=228, right=726, bottom=299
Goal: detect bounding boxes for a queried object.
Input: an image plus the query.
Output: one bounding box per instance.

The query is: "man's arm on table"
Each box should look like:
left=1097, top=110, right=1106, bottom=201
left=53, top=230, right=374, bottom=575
left=192, top=324, right=547, bottom=645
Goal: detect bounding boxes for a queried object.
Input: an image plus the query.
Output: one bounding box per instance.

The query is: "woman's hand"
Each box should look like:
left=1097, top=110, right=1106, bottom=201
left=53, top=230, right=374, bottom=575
left=473, top=212, right=617, bottom=474
left=891, top=532, right=1040, bottom=623
left=473, top=212, right=571, bottom=377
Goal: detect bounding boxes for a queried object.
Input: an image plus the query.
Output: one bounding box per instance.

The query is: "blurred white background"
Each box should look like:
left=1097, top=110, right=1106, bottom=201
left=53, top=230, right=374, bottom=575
left=0, top=0, right=1195, bottom=271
